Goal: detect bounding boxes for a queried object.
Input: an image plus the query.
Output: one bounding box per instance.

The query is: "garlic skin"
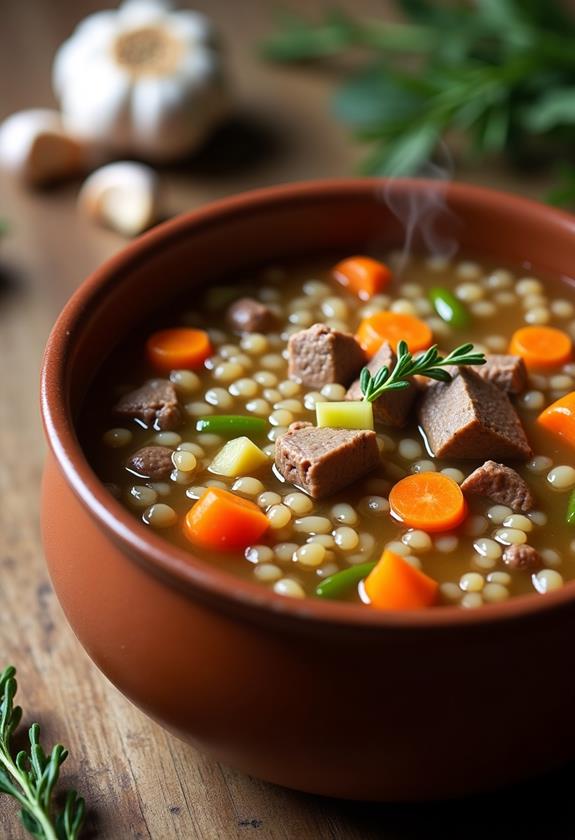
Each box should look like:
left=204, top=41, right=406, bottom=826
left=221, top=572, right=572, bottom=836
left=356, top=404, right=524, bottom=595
left=78, top=161, right=160, bottom=236
left=0, top=109, right=88, bottom=186
left=53, top=0, right=227, bottom=162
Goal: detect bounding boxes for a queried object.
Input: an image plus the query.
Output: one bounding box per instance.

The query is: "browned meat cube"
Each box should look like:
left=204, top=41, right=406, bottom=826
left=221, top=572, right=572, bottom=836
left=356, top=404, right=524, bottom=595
left=475, top=355, right=527, bottom=394
left=460, top=460, right=535, bottom=511
left=115, top=379, right=182, bottom=431
left=227, top=297, right=277, bottom=333
left=275, top=426, right=379, bottom=499
left=346, top=342, right=417, bottom=427
left=418, top=368, right=532, bottom=460
left=127, top=446, right=174, bottom=479
left=503, top=544, right=542, bottom=572
left=288, top=323, right=366, bottom=389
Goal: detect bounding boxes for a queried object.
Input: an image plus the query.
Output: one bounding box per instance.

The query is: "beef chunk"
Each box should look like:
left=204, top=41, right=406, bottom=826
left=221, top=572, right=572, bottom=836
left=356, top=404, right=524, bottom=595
left=127, top=446, right=174, bottom=479
left=288, top=323, right=366, bottom=389
left=115, top=380, right=182, bottom=431
left=275, top=426, right=379, bottom=499
left=503, top=544, right=542, bottom=572
left=418, top=368, right=532, bottom=460
left=227, top=297, right=277, bottom=333
left=475, top=355, right=527, bottom=395
left=346, top=342, right=417, bottom=427
left=461, top=460, right=535, bottom=511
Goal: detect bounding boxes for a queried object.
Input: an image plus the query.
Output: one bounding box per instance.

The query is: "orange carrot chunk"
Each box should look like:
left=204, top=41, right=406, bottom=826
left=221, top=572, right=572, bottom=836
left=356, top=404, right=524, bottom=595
left=364, top=549, right=438, bottom=610
left=184, top=487, right=269, bottom=552
left=389, top=472, right=467, bottom=533
left=356, top=312, right=433, bottom=358
left=332, top=256, right=392, bottom=300
left=509, top=326, right=572, bottom=371
left=147, top=328, right=212, bottom=373
left=537, top=390, right=575, bottom=448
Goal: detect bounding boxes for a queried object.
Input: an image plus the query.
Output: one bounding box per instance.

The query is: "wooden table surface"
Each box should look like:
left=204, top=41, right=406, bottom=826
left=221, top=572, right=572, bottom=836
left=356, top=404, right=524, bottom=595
left=1, top=1, right=574, bottom=837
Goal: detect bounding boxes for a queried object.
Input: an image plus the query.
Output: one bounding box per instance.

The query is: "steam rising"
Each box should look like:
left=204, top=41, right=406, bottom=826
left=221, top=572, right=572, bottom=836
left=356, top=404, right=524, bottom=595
left=377, top=144, right=460, bottom=275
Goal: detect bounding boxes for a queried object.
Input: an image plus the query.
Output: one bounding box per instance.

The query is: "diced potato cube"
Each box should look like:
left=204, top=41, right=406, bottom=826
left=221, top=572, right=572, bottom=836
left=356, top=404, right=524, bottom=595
left=208, top=436, right=269, bottom=477
left=316, top=400, right=374, bottom=430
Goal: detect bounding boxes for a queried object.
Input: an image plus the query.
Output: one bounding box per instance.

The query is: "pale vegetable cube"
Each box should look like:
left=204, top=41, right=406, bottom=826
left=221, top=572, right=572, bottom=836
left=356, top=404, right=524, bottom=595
left=316, top=401, right=374, bottom=430
left=208, top=436, right=269, bottom=477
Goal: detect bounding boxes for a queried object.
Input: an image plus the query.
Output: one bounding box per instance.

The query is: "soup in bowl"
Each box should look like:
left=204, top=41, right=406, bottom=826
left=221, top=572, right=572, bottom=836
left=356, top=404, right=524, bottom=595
left=41, top=179, right=575, bottom=800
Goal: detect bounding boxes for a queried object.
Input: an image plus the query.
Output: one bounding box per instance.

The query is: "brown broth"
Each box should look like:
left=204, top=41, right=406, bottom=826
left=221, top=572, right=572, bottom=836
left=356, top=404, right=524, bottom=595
left=81, top=252, right=575, bottom=608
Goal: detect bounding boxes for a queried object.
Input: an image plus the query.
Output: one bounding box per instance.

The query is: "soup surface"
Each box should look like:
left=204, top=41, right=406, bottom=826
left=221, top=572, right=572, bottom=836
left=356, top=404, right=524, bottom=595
left=82, top=251, right=575, bottom=609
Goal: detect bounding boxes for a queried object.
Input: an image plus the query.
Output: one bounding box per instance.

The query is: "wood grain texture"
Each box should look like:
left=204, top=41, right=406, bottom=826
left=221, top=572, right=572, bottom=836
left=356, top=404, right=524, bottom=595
left=0, top=1, right=573, bottom=837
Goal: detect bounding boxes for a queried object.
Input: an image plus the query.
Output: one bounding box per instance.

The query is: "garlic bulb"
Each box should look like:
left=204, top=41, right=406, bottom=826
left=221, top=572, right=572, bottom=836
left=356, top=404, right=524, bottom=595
left=78, top=161, right=160, bottom=236
left=53, top=0, right=227, bottom=162
left=0, top=110, right=89, bottom=186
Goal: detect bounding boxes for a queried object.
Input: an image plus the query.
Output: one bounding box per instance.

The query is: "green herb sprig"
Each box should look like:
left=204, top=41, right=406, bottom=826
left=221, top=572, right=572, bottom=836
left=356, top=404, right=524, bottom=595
left=262, top=2, right=575, bottom=206
left=0, top=665, right=85, bottom=840
left=360, top=341, right=485, bottom=402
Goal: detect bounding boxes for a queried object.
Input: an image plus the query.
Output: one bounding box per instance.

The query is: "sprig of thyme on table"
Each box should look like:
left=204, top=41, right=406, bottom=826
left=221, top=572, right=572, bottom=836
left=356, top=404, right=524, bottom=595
left=360, top=341, right=485, bottom=402
left=0, top=665, right=85, bottom=840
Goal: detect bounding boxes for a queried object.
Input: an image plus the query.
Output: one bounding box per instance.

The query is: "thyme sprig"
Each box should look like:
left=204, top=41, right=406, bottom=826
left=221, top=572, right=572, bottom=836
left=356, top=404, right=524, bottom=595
left=0, top=665, right=85, bottom=840
left=360, top=341, right=485, bottom=402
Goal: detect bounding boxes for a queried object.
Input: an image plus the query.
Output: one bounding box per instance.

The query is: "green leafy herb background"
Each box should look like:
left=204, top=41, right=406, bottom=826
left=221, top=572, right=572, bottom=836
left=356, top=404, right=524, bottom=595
left=262, top=0, right=575, bottom=206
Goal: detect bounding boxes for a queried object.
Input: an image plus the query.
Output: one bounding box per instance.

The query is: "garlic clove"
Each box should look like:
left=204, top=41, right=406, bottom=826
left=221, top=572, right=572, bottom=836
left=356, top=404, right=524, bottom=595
left=0, top=109, right=88, bottom=186
left=78, top=161, right=160, bottom=237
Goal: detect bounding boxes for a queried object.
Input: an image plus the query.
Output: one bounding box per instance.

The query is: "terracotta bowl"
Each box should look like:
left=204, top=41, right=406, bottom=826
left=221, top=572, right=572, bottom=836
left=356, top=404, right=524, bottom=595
left=41, top=179, right=575, bottom=801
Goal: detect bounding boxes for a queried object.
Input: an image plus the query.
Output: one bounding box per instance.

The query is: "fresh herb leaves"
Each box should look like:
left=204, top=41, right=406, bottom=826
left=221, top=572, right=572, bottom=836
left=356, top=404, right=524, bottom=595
left=360, top=341, right=485, bottom=402
left=0, top=665, right=85, bottom=840
left=262, top=1, right=575, bottom=202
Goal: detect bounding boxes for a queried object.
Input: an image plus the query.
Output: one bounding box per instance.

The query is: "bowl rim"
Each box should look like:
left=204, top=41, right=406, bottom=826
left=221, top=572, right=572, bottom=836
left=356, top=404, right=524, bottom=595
left=41, top=176, right=575, bottom=631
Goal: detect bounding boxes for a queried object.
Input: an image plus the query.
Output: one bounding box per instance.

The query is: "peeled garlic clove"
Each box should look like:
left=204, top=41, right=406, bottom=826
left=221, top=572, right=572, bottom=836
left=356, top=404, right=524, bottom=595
left=78, top=161, right=160, bottom=237
left=0, top=109, right=88, bottom=186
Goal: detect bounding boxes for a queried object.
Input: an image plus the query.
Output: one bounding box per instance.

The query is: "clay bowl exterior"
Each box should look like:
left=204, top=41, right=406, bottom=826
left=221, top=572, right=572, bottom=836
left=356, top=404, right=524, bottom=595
left=41, top=179, right=575, bottom=801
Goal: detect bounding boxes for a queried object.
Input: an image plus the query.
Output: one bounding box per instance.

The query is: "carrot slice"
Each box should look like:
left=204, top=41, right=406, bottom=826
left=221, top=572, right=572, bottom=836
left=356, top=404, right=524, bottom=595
left=147, top=328, right=212, bottom=373
left=509, top=326, right=572, bottom=370
left=389, top=472, right=467, bottom=533
left=356, top=312, right=433, bottom=357
left=537, top=390, right=575, bottom=448
left=364, top=549, right=438, bottom=610
left=332, top=256, right=392, bottom=300
left=184, top=487, right=269, bottom=551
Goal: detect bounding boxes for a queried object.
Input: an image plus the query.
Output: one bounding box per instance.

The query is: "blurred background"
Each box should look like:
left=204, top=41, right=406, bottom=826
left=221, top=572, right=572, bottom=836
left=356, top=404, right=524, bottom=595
left=1, top=1, right=574, bottom=837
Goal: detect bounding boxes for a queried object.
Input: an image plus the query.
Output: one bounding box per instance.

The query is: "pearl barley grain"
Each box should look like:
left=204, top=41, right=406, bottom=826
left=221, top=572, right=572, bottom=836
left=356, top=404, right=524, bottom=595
left=171, top=451, right=197, bottom=472
left=229, top=378, right=258, bottom=398
left=295, top=543, right=326, bottom=568
left=547, top=466, right=575, bottom=490
left=495, top=528, right=527, bottom=546
left=103, top=428, right=132, bottom=447
left=143, top=504, right=177, bottom=528
left=274, top=579, right=306, bottom=598
left=294, top=516, right=332, bottom=534
left=482, top=583, right=509, bottom=603
left=284, top=493, right=314, bottom=515
left=460, top=573, right=484, bottom=592
left=170, top=370, right=200, bottom=394
left=245, top=545, right=274, bottom=564
left=359, top=496, right=389, bottom=517
left=331, top=503, right=359, bottom=526
left=255, top=564, right=283, bottom=583
left=533, top=569, right=563, bottom=593
left=402, top=530, right=432, bottom=551
left=333, top=527, right=359, bottom=551
left=267, top=504, right=292, bottom=529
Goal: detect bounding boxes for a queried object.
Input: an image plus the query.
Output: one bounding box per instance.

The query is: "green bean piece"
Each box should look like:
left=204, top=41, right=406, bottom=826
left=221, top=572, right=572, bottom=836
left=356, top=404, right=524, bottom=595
left=429, top=287, right=471, bottom=328
left=315, top=561, right=376, bottom=600
left=566, top=489, right=575, bottom=524
left=195, top=415, right=267, bottom=437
